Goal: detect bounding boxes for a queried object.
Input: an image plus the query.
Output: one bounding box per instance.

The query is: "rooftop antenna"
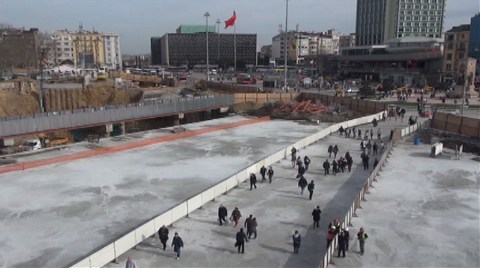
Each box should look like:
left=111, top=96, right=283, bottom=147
left=279, top=24, right=283, bottom=33
left=79, top=23, right=83, bottom=32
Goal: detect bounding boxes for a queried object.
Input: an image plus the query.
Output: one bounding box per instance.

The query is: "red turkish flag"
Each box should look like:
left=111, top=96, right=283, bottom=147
left=224, top=11, right=236, bottom=29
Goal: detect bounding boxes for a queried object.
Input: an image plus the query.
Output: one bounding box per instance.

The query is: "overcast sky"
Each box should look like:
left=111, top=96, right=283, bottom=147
left=1, top=0, right=478, bottom=54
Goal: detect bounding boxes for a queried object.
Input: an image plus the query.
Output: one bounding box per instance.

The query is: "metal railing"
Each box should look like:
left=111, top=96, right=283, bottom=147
left=0, top=95, right=234, bottom=138
left=68, top=111, right=385, bottom=268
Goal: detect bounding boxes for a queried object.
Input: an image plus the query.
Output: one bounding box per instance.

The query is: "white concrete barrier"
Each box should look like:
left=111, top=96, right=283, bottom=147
left=431, top=142, right=443, bottom=157
left=70, top=111, right=386, bottom=268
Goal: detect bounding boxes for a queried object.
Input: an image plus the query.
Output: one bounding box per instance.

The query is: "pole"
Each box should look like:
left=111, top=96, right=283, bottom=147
left=39, top=48, right=45, bottom=113
left=216, top=19, right=220, bottom=67
left=234, top=24, right=237, bottom=72
left=284, top=0, right=289, bottom=92
left=205, top=11, right=210, bottom=82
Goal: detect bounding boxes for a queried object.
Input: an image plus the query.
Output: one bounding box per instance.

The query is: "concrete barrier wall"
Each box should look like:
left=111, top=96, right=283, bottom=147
left=320, top=120, right=428, bottom=268
left=69, top=111, right=385, bottom=268
left=431, top=112, right=480, bottom=139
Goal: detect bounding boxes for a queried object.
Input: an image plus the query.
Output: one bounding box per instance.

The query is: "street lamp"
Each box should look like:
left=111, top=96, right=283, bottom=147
left=204, top=11, right=210, bottom=82
left=216, top=19, right=221, bottom=67
left=284, top=0, right=289, bottom=92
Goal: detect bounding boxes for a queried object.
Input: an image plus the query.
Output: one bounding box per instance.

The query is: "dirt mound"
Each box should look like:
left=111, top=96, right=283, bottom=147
left=0, top=90, right=40, bottom=117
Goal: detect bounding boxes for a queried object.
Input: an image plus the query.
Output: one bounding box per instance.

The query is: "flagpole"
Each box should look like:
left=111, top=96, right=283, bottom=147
left=234, top=23, right=237, bottom=72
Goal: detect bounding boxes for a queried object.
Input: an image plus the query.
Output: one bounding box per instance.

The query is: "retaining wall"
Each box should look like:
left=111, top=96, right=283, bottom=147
left=69, top=111, right=385, bottom=268
left=431, top=112, right=480, bottom=139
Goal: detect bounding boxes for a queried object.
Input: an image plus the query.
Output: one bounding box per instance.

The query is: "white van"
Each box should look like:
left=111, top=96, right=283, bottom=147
left=23, top=139, right=42, bottom=150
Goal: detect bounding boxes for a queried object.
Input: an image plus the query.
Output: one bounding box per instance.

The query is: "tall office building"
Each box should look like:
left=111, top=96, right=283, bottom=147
left=356, top=0, right=446, bottom=46
left=469, top=13, right=480, bottom=80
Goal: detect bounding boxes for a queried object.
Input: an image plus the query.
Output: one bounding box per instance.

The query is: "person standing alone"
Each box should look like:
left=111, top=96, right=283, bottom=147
left=292, top=230, right=301, bottom=254
left=357, top=227, right=368, bottom=255
left=311, top=206, right=322, bottom=229
left=249, top=173, right=257, bottom=190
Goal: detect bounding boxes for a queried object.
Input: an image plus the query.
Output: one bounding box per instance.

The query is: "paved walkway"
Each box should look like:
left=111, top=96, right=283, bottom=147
left=106, top=115, right=418, bottom=268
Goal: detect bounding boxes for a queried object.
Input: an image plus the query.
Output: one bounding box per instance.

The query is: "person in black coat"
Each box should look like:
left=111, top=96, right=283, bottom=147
left=171, top=232, right=184, bottom=260
left=337, top=230, right=347, bottom=257
left=249, top=173, right=257, bottom=190
left=260, top=166, right=267, bottom=182
left=343, top=227, right=350, bottom=251
left=244, top=215, right=254, bottom=238
left=297, top=175, right=308, bottom=195
left=297, top=164, right=306, bottom=177
left=304, top=155, right=311, bottom=171
left=235, top=228, right=248, bottom=253
left=333, top=145, right=339, bottom=158
left=218, top=204, right=228, bottom=226
left=312, top=206, right=322, bottom=229
left=362, top=154, right=370, bottom=170
left=292, top=230, right=301, bottom=254
left=323, top=159, right=330, bottom=175
left=328, top=145, right=333, bottom=158
left=307, top=180, right=315, bottom=200
left=267, top=166, right=274, bottom=184
left=158, top=225, right=169, bottom=250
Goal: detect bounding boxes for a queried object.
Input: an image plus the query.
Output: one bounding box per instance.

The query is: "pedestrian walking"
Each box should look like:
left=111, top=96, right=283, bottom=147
left=296, top=156, right=303, bottom=167
left=327, top=226, right=336, bottom=248
left=218, top=204, right=228, bottom=226
left=267, top=166, right=274, bottom=183
left=249, top=173, right=257, bottom=190
left=372, top=142, right=378, bottom=155
left=304, top=155, right=311, bottom=171
left=389, top=129, right=394, bottom=141
left=380, top=141, right=385, bottom=152
left=297, top=175, right=308, bottom=195
left=158, top=225, right=169, bottom=250
left=333, top=145, right=339, bottom=158
left=292, top=230, right=301, bottom=254
left=251, top=218, right=258, bottom=239
left=323, top=159, right=330, bottom=175
left=362, top=154, right=370, bottom=170
left=377, top=128, right=382, bottom=139
left=260, top=165, right=267, bottom=183
left=230, top=207, right=242, bottom=227
left=343, top=227, right=350, bottom=251
left=125, top=256, right=136, bottom=268
left=307, top=180, right=315, bottom=200
left=345, top=152, right=353, bottom=172
left=357, top=227, right=368, bottom=255
left=171, top=232, right=184, bottom=260
left=328, top=145, right=333, bottom=158
left=332, top=160, right=338, bottom=176
left=370, top=129, right=374, bottom=140
left=312, top=206, right=322, bottom=229
left=235, top=228, right=248, bottom=254
left=373, top=158, right=379, bottom=169
left=358, top=129, right=362, bottom=139
left=338, top=229, right=347, bottom=257
left=297, top=163, right=306, bottom=177
left=291, top=147, right=297, bottom=167
left=244, top=215, right=254, bottom=238
left=352, top=127, right=356, bottom=138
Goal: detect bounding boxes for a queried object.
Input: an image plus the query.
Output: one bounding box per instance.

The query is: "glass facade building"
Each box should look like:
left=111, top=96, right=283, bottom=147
left=356, top=0, right=446, bottom=46
left=151, top=33, right=257, bottom=68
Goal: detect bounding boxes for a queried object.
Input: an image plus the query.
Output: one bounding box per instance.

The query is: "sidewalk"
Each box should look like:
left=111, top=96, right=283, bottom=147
left=106, top=115, right=415, bottom=268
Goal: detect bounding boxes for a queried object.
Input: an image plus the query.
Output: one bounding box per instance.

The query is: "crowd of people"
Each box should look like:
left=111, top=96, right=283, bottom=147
left=125, top=120, right=387, bottom=266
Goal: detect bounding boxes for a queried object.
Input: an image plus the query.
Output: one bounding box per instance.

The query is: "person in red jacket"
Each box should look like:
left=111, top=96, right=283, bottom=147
left=327, top=226, right=336, bottom=248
